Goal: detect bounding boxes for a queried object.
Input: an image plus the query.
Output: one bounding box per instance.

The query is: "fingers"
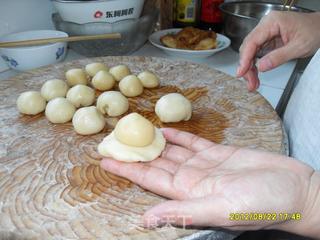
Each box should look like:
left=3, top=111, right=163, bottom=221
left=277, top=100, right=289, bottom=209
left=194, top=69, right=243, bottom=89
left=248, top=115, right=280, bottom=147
left=237, top=13, right=279, bottom=78
left=161, top=143, right=194, bottom=163
left=146, top=157, right=179, bottom=174
left=162, top=128, right=214, bottom=152
left=242, top=65, right=260, bottom=91
left=257, top=43, right=297, bottom=72
left=100, top=158, right=179, bottom=199
left=143, top=197, right=231, bottom=228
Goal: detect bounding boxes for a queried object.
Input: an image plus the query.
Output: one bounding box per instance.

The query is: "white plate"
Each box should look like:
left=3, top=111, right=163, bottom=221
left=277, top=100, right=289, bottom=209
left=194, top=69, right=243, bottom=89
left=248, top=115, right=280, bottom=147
left=149, top=28, right=231, bottom=59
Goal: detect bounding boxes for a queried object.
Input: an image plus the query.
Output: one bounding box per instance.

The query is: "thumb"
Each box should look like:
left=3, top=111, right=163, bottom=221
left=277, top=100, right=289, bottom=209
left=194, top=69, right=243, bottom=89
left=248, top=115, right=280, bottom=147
left=257, top=43, right=297, bottom=72
left=143, top=197, right=231, bottom=228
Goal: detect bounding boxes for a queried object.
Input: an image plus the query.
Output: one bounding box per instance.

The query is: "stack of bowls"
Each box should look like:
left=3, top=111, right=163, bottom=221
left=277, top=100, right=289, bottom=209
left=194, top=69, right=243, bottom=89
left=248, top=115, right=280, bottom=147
left=52, top=0, right=158, bottom=57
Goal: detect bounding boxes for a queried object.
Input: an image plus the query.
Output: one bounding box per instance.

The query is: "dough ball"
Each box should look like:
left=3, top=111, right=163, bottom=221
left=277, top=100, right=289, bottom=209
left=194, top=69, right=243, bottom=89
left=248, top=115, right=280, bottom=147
left=16, top=91, right=46, bottom=115
left=96, top=91, right=129, bottom=117
left=114, top=113, right=155, bottom=147
left=137, top=71, right=160, bottom=88
left=119, top=75, right=144, bottom=97
left=65, top=68, right=88, bottom=86
left=155, top=93, right=192, bottom=123
left=98, top=120, right=166, bottom=162
left=109, top=65, right=131, bottom=81
left=40, top=79, right=69, bottom=101
left=72, top=106, right=105, bottom=135
left=45, top=97, right=76, bottom=123
left=85, top=62, right=109, bottom=77
left=66, top=85, right=95, bottom=108
left=91, top=70, right=115, bottom=91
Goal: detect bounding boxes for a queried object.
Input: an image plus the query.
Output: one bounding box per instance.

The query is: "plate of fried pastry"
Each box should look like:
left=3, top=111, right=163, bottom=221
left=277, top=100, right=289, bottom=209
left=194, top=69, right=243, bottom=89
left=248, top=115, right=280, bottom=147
left=149, top=27, right=231, bottom=59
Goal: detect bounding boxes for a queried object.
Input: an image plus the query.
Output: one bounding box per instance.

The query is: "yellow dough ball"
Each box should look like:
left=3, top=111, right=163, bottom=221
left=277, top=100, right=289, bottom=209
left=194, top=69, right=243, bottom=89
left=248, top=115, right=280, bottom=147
left=114, top=113, right=155, bottom=147
left=45, top=97, right=76, bottom=123
left=16, top=91, right=46, bottom=115
left=65, top=68, right=88, bottom=86
left=72, top=106, right=105, bottom=135
left=119, top=75, right=144, bottom=97
left=85, top=62, right=109, bottom=77
left=155, top=93, right=192, bottom=123
left=96, top=91, right=129, bottom=117
left=66, top=85, right=95, bottom=108
left=137, top=71, right=160, bottom=88
left=109, top=64, right=131, bottom=81
left=91, top=70, right=115, bottom=91
left=41, top=79, right=69, bottom=101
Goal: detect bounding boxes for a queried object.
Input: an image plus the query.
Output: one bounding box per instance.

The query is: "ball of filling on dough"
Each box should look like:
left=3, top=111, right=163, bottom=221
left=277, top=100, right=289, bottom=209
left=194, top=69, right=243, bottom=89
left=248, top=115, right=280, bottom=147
left=137, top=71, right=160, bottom=88
left=72, top=106, right=105, bottom=135
left=66, top=85, right=95, bottom=108
left=85, top=62, right=109, bottom=77
left=109, top=64, right=131, bottom=81
left=16, top=91, right=46, bottom=115
left=40, top=79, right=69, bottom=101
left=119, top=75, right=144, bottom=97
left=114, top=113, right=155, bottom=147
left=45, top=97, right=76, bottom=123
left=91, top=70, right=115, bottom=91
left=65, top=68, right=88, bottom=86
left=155, top=93, right=192, bottom=123
left=98, top=113, right=166, bottom=162
left=96, top=91, right=129, bottom=117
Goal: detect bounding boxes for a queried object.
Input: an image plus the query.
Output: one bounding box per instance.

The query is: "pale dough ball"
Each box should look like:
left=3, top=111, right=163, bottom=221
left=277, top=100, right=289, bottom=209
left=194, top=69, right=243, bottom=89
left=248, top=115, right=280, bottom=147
left=66, top=85, right=95, bottom=108
left=109, top=65, right=131, bottom=81
left=85, top=62, right=109, bottom=77
left=114, top=113, right=155, bottom=147
left=40, top=79, right=69, bottom=101
left=96, top=91, right=129, bottom=117
left=98, top=113, right=166, bottom=162
left=45, top=97, right=76, bottom=123
left=155, top=93, right=192, bottom=123
left=72, top=106, right=105, bottom=135
left=137, top=71, right=160, bottom=88
left=91, top=70, right=115, bottom=91
left=16, top=91, right=46, bottom=115
left=119, top=75, right=144, bottom=97
left=65, top=68, right=88, bottom=86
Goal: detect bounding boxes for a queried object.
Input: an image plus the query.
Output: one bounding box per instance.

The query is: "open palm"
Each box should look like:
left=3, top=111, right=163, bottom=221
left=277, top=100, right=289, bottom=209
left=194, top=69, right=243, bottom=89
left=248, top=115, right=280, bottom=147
left=101, top=128, right=313, bottom=231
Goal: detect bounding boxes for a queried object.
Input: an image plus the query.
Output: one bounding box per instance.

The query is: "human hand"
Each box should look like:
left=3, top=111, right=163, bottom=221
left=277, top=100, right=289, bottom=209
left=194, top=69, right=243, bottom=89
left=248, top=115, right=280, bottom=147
left=237, top=11, right=320, bottom=91
left=101, top=128, right=320, bottom=237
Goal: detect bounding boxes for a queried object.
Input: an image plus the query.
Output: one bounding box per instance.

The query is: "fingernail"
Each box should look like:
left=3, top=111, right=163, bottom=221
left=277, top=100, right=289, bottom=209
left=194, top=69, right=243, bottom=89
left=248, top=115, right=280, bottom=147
left=257, top=58, right=272, bottom=72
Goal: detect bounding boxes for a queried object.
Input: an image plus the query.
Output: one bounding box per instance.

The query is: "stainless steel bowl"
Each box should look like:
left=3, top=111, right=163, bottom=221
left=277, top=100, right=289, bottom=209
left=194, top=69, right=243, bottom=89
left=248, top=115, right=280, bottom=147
left=220, top=1, right=312, bottom=53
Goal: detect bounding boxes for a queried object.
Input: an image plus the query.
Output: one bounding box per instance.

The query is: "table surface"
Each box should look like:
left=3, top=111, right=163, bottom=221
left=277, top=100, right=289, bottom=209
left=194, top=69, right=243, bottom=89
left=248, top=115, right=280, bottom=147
left=0, top=43, right=297, bottom=109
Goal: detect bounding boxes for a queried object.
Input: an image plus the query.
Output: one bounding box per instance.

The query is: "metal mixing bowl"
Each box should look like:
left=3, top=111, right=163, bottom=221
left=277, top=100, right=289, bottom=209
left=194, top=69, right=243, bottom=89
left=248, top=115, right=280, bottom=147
left=220, top=1, right=312, bottom=52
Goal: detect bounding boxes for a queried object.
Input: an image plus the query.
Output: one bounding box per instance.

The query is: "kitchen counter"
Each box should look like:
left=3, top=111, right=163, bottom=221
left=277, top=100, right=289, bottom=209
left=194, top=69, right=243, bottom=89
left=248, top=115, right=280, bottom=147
left=0, top=43, right=296, bottom=109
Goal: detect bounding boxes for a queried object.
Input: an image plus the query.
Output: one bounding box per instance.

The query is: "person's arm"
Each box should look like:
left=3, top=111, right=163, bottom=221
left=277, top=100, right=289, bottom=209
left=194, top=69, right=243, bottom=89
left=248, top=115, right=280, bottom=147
left=101, top=128, right=320, bottom=238
left=273, top=171, right=320, bottom=239
left=237, top=11, right=320, bottom=91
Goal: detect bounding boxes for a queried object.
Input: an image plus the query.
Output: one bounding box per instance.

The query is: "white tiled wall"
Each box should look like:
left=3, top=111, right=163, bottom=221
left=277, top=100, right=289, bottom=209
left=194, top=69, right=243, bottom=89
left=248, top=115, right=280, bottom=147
left=0, top=0, right=56, bottom=71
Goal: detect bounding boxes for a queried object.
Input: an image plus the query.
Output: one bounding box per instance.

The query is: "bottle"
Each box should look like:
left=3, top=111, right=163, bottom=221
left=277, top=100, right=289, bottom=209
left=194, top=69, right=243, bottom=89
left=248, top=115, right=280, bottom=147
left=199, top=0, right=224, bottom=32
left=173, top=0, right=200, bottom=28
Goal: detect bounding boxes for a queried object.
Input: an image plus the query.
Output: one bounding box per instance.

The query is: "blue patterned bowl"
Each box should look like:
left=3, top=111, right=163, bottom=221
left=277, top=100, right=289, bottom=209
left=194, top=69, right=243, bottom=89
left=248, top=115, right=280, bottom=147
left=0, top=30, right=68, bottom=71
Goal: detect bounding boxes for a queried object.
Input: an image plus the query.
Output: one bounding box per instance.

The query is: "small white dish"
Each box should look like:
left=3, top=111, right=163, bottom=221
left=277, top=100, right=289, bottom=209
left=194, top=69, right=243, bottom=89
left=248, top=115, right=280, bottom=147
left=0, top=30, right=68, bottom=71
left=149, top=28, right=231, bottom=59
left=52, top=0, right=145, bottom=24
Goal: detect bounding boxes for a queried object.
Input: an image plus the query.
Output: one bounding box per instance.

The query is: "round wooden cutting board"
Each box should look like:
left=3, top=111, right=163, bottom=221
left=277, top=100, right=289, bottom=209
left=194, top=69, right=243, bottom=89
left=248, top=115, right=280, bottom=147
left=0, top=56, right=285, bottom=239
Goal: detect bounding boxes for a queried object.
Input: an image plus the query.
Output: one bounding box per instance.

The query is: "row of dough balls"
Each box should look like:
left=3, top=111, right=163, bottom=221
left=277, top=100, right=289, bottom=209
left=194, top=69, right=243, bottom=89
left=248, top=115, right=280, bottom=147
left=66, top=63, right=160, bottom=97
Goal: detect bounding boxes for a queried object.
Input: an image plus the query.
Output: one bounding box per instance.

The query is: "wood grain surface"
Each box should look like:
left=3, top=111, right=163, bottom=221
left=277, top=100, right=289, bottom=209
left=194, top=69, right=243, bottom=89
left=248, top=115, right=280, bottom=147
left=0, top=56, right=285, bottom=239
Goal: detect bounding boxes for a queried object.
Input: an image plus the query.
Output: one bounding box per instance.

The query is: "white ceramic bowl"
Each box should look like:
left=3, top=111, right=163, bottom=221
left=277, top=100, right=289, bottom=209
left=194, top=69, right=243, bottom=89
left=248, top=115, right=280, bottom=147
left=0, top=30, right=68, bottom=71
left=149, top=28, right=231, bottom=59
left=53, top=0, right=145, bottom=24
